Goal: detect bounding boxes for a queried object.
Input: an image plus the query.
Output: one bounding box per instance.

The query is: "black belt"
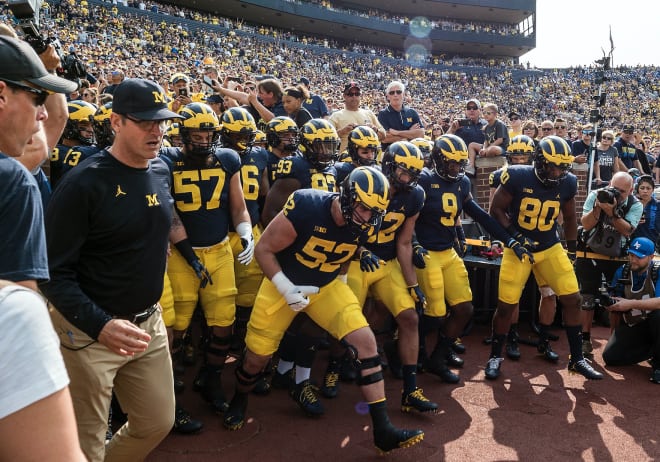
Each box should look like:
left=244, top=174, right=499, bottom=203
left=114, top=304, right=159, bottom=324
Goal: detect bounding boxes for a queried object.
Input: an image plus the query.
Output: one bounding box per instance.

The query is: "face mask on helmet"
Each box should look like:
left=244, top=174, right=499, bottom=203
left=383, top=142, right=424, bottom=190
left=347, top=126, right=379, bottom=166
left=506, top=135, right=535, bottom=165
left=65, top=100, right=97, bottom=146
left=339, top=167, right=390, bottom=238
left=180, top=103, right=221, bottom=158
left=533, top=136, right=574, bottom=187
left=266, top=116, right=299, bottom=152
left=431, top=135, right=468, bottom=182
left=221, top=108, right=257, bottom=156
left=93, top=103, right=113, bottom=149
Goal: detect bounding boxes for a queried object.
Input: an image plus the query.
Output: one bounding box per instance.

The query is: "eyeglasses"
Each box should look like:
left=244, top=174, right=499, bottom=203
left=246, top=86, right=256, bottom=91
left=346, top=92, right=360, bottom=97
left=1, top=79, right=49, bottom=106
left=466, top=106, right=478, bottom=110
left=623, top=130, right=634, bottom=134
left=582, top=130, right=595, bottom=136
left=510, top=116, right=520, bottom=121
left=483, top=111, right=494, bottom=115
left=541, top=127, right=553, bottom=131
left=602, top=136, right=614, bottom=140
left=124, top=115, right=168, bottom=131
left=554, top=125, right=566, bottom=130
left=388, top=89, right=403, bottom=95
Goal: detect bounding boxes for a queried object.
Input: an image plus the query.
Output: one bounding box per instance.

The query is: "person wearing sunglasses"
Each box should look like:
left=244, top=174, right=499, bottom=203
left=614, top=123, right=644, bottom=172
left=508, top=110, right=523, bottom=138
left=446, top=98, right=486, bottom=154
left=553, top=118, right=570, bottom=143
left=0, top=35, right=86, bottom=462
left=593, top=129, right=624, bottom=188
left=571, top=123, right=595, bottom=165
left=377, top=80, right=424, bottom=151
left=328, top=81, right=385, bottom=152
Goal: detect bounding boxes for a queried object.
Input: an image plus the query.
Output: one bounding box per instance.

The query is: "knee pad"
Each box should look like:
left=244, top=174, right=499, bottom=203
left=234, top=362, right=263, bottom=388
left=206, top=333, right=232, bottom=357
left=355, top=355, right=383, bottom=386
left=581, top=294, right=595, bottom=311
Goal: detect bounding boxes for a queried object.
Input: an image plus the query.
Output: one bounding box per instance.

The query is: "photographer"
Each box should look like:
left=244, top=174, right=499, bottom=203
left=602, top=237, right=660, bottom=384
left=576, top=172, right=643, bottom=356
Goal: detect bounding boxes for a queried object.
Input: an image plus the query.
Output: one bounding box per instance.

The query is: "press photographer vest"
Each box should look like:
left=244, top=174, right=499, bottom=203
left=620, top=263, right=659, bottom=326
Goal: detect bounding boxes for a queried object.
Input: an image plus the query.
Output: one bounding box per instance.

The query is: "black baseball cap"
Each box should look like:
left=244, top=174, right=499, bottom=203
left=622, top=124, right=635, bottom=132
left=206, top=94, right=224, bottom=104
left=299, top=77, right=310, bottom=86
left=508, top=110, right=521, bottom=119
left=113, top=79, right=182, bottom=120
left=0, top=36, right=78, bottom=93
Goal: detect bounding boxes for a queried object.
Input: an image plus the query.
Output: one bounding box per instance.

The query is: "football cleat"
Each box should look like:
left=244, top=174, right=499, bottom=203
left=373, top=424, right=424, bottom=454
left=568, top=358, right=604, bottom=380
left=290, top=380, right=324, bottom=417
left=401, top=388, right=439, bottom=414
left=484, top=357, right=503, bottom=381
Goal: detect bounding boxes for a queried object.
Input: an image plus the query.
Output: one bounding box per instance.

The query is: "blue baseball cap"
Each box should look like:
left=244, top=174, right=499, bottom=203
left=628, top=237, right=655, bottom=258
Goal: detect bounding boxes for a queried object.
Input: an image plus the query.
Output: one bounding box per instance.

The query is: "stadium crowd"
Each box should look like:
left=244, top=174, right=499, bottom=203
left=2, top=0, right=660, bottom=459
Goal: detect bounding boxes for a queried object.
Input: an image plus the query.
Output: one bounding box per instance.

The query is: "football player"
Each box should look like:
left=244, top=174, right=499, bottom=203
left=264, top=115, right=300, bottom=186
left=51, top=99, right=97, bottom=186
left=334, top=125, right=380, bottom=183
left=414, top=134, right=532, bottom=383
left=224, top=167, right=425, bottom=454
left=261, top=118, right=341, bottom=416
left=59, top=102, right=112, bottom=180
left=410, top=137, right=433, bottom=169
left=160, top=102, right=256, bottom=414
left=219, top=108, right=269, bottom=353
left=323, top=141, right=438, bottom=414
left=164, top=122, right=184, bottom=148
left=486, top=135, right=603, bottom=380
left=488, top=135, right=559, bottom=362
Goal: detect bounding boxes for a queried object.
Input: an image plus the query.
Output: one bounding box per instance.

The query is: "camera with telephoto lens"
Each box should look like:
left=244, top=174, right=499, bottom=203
left=596, top=186, right=621, bottom=204
left=7, top=0, right=87, bottom=83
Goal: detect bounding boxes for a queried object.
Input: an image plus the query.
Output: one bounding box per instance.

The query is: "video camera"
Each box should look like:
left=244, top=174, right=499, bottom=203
left=7, top=0, right=87, bottom=83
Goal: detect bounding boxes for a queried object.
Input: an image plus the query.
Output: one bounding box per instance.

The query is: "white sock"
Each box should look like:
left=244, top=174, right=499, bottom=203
left=276, top=360, right=294, bottom=375
left=295, top=366, right=311, bottom=384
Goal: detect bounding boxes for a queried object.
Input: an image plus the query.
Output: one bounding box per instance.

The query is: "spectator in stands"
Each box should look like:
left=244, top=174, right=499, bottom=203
left=298, top=76, right=329, bottom=119
left=81, top=87, right=98, bottom=106
left=447, top=98, right=486, bottom=149
left=465, top=102, right=508, bottom=176
left=572, top=123, right=594, bottom=164
left=522, top=120, right=539, bottom=141
left=206, top=94, right=226, bottom=117
left=508, top=110, right=522, bottom=138
left=100, top=69, right=124, bottom=95
left=377, top=80, right=424, bottom=151
left=603, top=237, right=660, bottom=384
left=632, top=175, right=660, bottom=249
left=593, top=130, right=622, bottom=188
left=539, top=120, right=554, bottom=139
left=282, top=84, right=313, bottom=128
left=553, top=118, right=570, bottom=143
left=328, top=81, right=385, bottom=152
left=615, top=124, right=644, bottom=172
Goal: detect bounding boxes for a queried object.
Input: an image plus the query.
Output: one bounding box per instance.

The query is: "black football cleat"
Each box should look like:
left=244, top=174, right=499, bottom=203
left=173, top=405, right=203, bottom=434
left=290, top=380, right=324, bottom=417
left=373, top=424, right=424, bottom=454
left=567, top=358, right=604, bottom=380
left=401, top=388, right=439, bottom=414
left=484, top=357, right=503, bottom=381
left=537, top=341, right=559, bottom=363
left=223, top=392, right=249, bottom=431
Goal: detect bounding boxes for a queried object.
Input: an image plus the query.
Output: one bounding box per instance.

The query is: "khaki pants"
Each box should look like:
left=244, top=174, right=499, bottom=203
left=51, top=307, right=175, bottom=462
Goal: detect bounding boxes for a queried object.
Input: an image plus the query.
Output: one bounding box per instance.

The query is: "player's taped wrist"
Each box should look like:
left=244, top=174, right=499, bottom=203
left=272, top=271, right=295, bottom=297
left=174, top=238, right=199, bottom=264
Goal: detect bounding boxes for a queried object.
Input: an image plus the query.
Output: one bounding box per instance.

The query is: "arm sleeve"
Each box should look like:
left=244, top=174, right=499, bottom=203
left=463, top=198, right=513, bottom=243
left=39, top=181, right=112, bottom=340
